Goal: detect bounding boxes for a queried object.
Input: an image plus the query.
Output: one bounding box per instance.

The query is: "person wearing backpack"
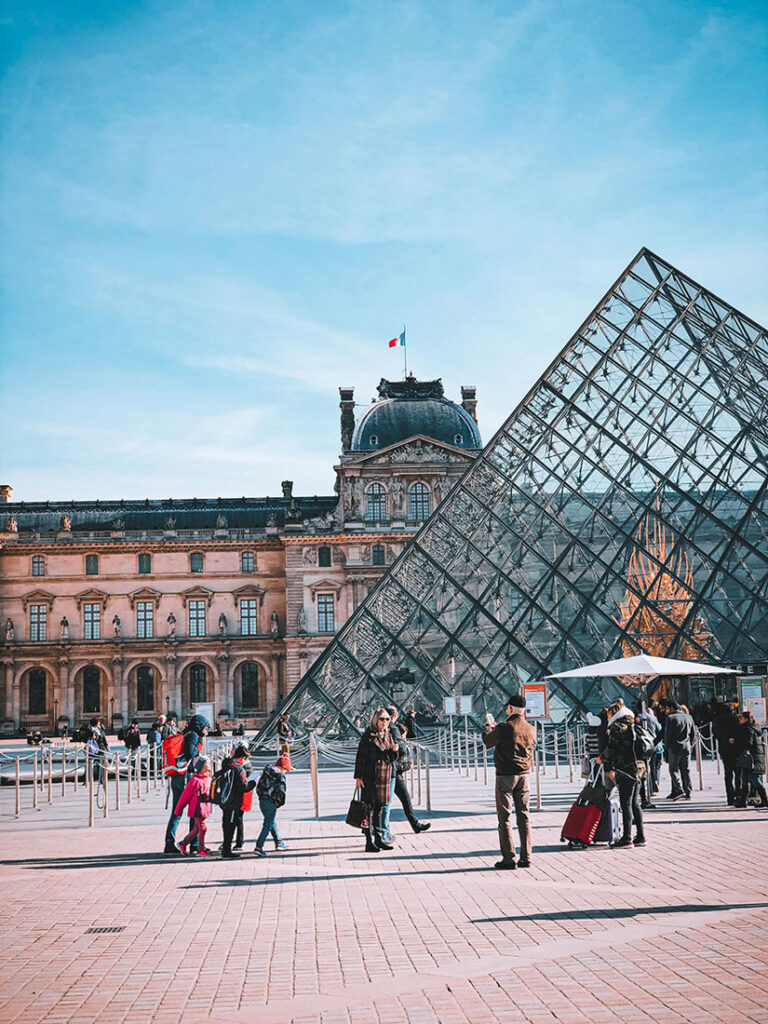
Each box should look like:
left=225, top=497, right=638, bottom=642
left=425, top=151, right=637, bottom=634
left=254, top=754, right=292, bottom=856
left=595, top=702, right=646, bottom=849
left=174, top=756, right=213, bottom=855
left=163, top=714, right=210, bottom=856
left=220, top=744, right=257, bottom=858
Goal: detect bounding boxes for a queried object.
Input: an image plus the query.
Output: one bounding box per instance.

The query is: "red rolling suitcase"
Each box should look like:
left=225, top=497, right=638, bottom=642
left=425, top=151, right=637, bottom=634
left=561, top=800, right=602, bottom=846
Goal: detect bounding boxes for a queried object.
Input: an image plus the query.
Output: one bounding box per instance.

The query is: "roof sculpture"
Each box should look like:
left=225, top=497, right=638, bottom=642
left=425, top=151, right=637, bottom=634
left=258, top=248, right=768, bottom=739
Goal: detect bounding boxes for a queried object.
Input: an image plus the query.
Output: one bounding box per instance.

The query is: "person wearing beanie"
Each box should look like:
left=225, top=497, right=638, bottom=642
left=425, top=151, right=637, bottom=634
left=483, top=695, right=536, bottom=869
left=596, top=701, right=646, bottom=849
left=254, top=754, right=291, bottom=856
left=220, top=744, right=256, bottom=858
left=174, top=756, right=213, bottom=856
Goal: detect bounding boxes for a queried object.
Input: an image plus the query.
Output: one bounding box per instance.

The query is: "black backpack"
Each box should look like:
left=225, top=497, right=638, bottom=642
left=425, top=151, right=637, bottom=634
left=633, top=721, right=655, bottom=759
left=211, top=761, right=236, bottom=808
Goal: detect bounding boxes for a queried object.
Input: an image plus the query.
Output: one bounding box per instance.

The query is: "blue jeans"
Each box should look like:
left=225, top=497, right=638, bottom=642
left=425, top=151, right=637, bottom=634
left=164, top=774, right=198, bottom=850
left=256, top=799, right=282, bottom=848
left=380, top=776, right=396, bottom=839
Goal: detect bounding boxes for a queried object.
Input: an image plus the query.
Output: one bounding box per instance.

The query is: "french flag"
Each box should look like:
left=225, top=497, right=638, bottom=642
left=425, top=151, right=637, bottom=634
left=388, top=330, right=406, bottom=348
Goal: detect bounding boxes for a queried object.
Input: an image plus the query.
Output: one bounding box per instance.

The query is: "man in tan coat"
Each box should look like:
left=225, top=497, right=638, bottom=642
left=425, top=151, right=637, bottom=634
left=482, top=695, right=537, bottom=869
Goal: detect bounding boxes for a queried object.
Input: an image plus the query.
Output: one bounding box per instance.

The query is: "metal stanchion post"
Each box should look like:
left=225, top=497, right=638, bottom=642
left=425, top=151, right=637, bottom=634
left=309, top=732, right=319, bottom=819
left=695, top=730, right=703, bottom=791
left=61, top=748, right=66, bottom=797
left=416, top=745, right=422, bottom=805
left=482, top=740, right=488, bottom=786
left=464, top=715, right=470, bottom=777
left=47, top=747, right=53, bottom=803
left=15, top=757, right=20, bottom=818
left=409, top=753, right=415, bottom=796
left=535, top=743, right=542, bottom=811
left=103, top=756, right=108, bottom=818
left=449, top=717, right=455, bottom=770
left=74, top=747, right=79, bottom=792
left=127, top=754, right=132, bottom=805
left=567, top=731, right=574, bottom=783
left=32, top=751, right=38, bottom=809
left=425, top=747, right=431, bottom=812
left=554, top=729, right=560, bottom=779
left=144, top=746, right=149, bottom=794
left=540, top=723, right=547, bottom=775
left=714, top=735, right=721, bottom=775
left=115, top=750, right=120, bottom=811
left=88, top=759, right=94, bottom=827
left=473, top=734, right=478, bottom=781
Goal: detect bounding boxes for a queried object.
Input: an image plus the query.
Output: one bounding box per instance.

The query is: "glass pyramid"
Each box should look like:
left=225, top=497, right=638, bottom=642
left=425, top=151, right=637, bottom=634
left=269, top=249, right=768, bottom=738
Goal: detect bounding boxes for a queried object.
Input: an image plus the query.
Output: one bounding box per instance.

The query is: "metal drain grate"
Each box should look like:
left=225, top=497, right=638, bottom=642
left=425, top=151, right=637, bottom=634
left=85, top=927, right=125, bottom=934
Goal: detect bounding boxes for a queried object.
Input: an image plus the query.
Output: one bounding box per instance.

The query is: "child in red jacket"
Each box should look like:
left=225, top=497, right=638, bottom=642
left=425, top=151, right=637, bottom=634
left=174, top=756, right=212, bottom=856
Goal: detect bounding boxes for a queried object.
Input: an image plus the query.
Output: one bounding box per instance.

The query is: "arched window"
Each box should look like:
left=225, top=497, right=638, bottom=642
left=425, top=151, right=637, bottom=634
left=137, top=666, right=154, bottom=711
left=28, top=669, right=46, bottom=715
left=318, top=546, right=332, bottom=567
left=410, top=482, right=430, bottom=520
left=189, top=664, right=206, bottom=704
left=366, top=484, right=386, bottom=521
left=32, top=556, right=45, bottom=577
left=83, top=666, right=101, bottom=713
left=190, top=552, right=203, bottom=573
left=240, top=663, right=260, bottom=710
left=372, top=544, right=386, bottom=565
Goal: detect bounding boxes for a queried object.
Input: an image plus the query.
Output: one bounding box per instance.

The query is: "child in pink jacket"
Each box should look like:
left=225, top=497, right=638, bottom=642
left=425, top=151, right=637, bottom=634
left=174, top=756, right=212, bottom=856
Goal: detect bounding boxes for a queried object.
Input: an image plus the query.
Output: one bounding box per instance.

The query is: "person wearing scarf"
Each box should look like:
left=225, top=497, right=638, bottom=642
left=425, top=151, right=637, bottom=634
left=596, top=700, right=646, bottom=849
left=354, top=708, right=399, bottom=853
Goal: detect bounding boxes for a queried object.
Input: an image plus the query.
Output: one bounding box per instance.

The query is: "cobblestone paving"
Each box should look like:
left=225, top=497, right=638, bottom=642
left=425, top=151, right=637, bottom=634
left=1, top=759, right=766, bottom=1024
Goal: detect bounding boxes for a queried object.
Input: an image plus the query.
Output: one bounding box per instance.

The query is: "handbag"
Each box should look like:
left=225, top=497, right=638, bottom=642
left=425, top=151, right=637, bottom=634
left=737, top=750, right=754, bottom=771
left=345, top=789, right=369, bottom=829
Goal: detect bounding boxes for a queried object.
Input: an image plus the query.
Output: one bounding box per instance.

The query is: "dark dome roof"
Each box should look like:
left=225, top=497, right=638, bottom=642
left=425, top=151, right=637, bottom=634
left=351, top=377, right=482, bottom=452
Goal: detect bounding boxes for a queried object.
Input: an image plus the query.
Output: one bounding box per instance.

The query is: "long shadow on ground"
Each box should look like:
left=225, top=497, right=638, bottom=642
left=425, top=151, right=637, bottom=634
left=472, top=902, right=768, bottom=923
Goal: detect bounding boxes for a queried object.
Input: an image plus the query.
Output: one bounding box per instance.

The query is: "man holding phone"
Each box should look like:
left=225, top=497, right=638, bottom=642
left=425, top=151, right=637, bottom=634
left=482, top=695, right=537, bottom=870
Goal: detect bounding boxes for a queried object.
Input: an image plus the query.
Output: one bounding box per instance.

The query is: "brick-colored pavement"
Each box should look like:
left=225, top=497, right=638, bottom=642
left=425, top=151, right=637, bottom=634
left=1, top=755, right=767, bottom=1024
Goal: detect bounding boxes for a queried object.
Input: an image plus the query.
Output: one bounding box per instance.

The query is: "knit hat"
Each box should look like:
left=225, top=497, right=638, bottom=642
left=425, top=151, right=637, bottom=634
left=275, top=754, right=292, bottom=772
left=192, top=756, right=210, bottom=773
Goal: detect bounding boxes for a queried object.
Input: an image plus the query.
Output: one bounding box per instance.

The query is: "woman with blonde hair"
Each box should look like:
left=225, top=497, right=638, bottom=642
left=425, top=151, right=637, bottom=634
left=354, top=707, right=399, bottom=852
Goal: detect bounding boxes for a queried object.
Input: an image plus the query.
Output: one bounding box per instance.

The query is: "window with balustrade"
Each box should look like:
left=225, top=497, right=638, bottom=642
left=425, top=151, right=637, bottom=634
left=240, top=599, right=259, bottom=636
left=83, top=603, right=101, bottom=639
left=29, top=604, right=47, bottom=641
left=188, top=600, right=206, bottom=636
left=137, top=601, right=154, bottom=638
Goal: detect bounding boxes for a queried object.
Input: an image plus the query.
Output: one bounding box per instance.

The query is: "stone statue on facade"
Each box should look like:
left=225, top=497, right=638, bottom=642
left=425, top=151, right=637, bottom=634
left=164, top=516, right=176, bottom=530
left=303, top=547, right=317, bottom=566
left=6, top=516, right=17, bottom=533
left=297, top=606, right=309, bottom=633
left=60, top=616, right=70, bottom=640
left=60, top=514, right=72, bottom=532
left=112, top=518, right=125, bottom=530
left=218, top=612, right=228, bottom=636
left=112, top=614, right=121, bottom=637
left=167, top=611, right=177, bottom=637
left=360, top=544, right=371, bottom=562
left=391, top=477, right=406, bottom=515
left=433, top=477, right=446, bottom=505
left=216, top=514, right=228, bottom=529
left=4, top=618, right=14, bottom=642
left=270, top=611, right=280, bottom=636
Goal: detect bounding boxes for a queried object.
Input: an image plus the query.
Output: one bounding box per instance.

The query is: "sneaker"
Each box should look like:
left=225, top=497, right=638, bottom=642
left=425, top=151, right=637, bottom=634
left=274, top=841, right=289, bottom=850
left=633, top=836, right=647, bottom=847
left=494, top=860, right=516, bottom=870
left=175, top=841, right=188, bottom=856
left=517, top=860, right=532, bottom=868
left=610, top=836, right=633, bottom=849
left=672, top=793, right=686, bottom=801
left=254, top=847, right=267, bottom=858
left=220, top=851, right=241, bottom=859
left=197, top=848, right=213, bottom=856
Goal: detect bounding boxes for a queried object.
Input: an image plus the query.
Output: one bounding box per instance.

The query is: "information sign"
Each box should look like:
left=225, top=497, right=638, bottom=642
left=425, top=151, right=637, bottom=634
left=746, top=697, right=767, bottom=726
left=459, top=695, right=473, bottom=716
left=443, top=697, right=458, bottom=716
left=523, top=682, right=548, bottom=719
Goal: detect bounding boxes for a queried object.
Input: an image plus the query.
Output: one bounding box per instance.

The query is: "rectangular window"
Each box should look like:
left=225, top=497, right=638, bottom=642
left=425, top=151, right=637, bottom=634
left=138, top=553, right=151, bottom=574
left=83, top=603, right=101, bottom=640
left=240, top=599, right=259, bottom=636
left=137, top=601, right=154, bottom=638
left=317, top=594, right=335, bottom=633
left=32, top=556, right=45, bottom=577
left=372, top=544, right=386, bottom=565
left=85, top=554, right=99, bottom=575
left=190, top=553, right=203, bottom=573
left=29, top=604, right=47, bottom=641
left=241, top=551, right=254, bottom=572
left=188, top=600, right=206, bottom=636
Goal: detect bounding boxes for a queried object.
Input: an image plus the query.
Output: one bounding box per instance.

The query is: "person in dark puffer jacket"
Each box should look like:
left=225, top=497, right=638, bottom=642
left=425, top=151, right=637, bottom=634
left=596, top=701, right=645, bottom=849
left=734, top=712, right=767, bottom=808
left=254, top=754, right=292, bottom=856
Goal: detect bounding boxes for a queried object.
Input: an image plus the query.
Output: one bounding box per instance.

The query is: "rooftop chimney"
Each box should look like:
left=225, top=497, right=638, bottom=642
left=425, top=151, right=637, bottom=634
left=339, top=387, right=355, bottom=452
left=281, top=480, right=293, bottom=500
left=461, top=386, right=478, bottom=424
left=0, top=485, right=12, bottom=504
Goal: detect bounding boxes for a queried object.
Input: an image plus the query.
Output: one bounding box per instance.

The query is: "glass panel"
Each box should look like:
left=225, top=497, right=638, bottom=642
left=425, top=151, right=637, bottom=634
left=190, top=664, right=206, bottom=704
left=410, top=483, right=430, bottom=520
left=241, top=552, right=254, bottom=572
left=29, top=605, right=47, bottom=641
left=366, top=485, right=386, bottom=521
left=188, top=600, right=206, bottom=637
left=317, top=594, right=335, bottom=632
left=240, top=599, right=258, bottom=636
left=137, top=602, right=154, bottom=638
left=85, top=555, right=98, bottom=575
left=83, top=604, right=101, bottom=640
left=372, top=544, right=385, bottom=565
left=32, top=556, right=44, bottom=577
left=241, top=663, right=260, bottom=709
left=318, top=546, right=331, bottom=567
left=83, top=667, right=100, bottom=713
left=137, top=666, right=154, bottom=711
left=190, top=553, right=203, bottom=573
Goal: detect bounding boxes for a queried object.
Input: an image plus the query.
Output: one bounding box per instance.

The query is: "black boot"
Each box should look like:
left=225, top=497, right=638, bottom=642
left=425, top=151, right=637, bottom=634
left=756, top=785, right=768, bottom=808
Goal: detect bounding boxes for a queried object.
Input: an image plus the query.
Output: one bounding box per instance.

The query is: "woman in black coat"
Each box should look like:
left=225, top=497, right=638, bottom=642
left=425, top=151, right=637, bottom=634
left=354, top=707, right=398, bottom=852
left=734, top=712, right=767, bottom=808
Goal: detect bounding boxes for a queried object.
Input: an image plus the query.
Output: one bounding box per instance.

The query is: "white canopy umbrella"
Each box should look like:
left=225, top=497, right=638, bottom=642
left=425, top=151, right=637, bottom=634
left=546, top=654, right=739, bottom=679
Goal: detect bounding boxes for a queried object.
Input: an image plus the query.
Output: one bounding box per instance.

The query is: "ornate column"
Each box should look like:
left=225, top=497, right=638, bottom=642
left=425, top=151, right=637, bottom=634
left=218, top=647, right=232, bottom=716
left=166, top=648, right=179, bottom=716
left=112, top=655, right=126, bottom=721
left=268, top=654, right=281, bottom=710
left=11, top=661, right=21, bottom=727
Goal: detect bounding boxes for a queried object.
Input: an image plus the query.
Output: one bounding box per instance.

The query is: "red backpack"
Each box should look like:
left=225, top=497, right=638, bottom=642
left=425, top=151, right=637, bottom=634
left=162, top=734, right=186, bottom=777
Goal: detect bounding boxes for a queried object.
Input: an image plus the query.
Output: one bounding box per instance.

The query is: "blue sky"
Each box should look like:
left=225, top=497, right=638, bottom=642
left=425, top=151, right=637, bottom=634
left=1, top=0, right=766, bottom=502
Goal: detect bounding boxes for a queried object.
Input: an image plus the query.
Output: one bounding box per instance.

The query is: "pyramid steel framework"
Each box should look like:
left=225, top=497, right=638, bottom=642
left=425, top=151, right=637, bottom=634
left=265, top=249, right=768, bottom=739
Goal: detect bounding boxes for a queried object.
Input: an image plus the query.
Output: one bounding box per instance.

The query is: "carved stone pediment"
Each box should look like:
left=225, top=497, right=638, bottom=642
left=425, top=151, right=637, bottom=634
left=343, top=435, right=472, bottom=468
left=76, top=588, right=109, bottom=610
left=128, top=587, right=162, bottom=609
left=232, top=584, right=266, bottom=607
left=307, top=577, right=343, bottom=601
left=180, top=585, right=214, bottom=608
left=21, top=589, right=55, bottom=611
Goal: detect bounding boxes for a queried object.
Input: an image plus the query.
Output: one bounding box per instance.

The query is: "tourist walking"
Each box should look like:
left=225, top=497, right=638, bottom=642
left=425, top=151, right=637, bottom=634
left=88, top=718, right=109, bottom=786
left=380, top=705, right=401, bottom=842
left=220, top=744, right=256, bottom=858
left=734, top=711, right=768, bottom=808
left=254, top=753, right=292, bottom=856
left=174, top=756, right=213, bottom=856
left=163, top=714, right=209, bottom=855
left=124, top=719, right=141, bottom=768
left=711, top=698, right=740, bottom=805
left=596, top=702, right=646, bottom=849
left=147, top=718, right=163, bottom=778
left=392, top=722, right=430, bottom=833
left=482, top=695, right=536, bottom=869
left=663, top=700, right=696, bottom=800
left=354, top=708, right=398, bottom=853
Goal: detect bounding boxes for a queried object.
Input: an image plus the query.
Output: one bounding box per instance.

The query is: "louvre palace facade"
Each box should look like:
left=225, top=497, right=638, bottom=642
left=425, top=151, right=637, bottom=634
left=0, top=377, right=481, bottom=733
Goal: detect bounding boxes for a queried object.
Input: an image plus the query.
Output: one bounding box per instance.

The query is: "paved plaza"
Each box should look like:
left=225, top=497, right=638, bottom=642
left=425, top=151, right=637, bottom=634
left=1, top=755, right=767, bottom=1024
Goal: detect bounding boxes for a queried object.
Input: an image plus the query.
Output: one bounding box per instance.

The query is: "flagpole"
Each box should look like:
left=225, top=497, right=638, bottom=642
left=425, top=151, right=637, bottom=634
left=403, top=325, right=408, bottom=379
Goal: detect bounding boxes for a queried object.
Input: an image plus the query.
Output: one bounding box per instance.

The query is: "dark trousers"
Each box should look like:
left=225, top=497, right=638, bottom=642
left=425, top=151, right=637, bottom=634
left=616, top=772, right=644, bottom=841
left=722, top=758, right=738, bottom=804
left=394, top=774, right=418, bottom=829
left=650, top=751, right=662, bottom=792
left=221, top=807, right=242, bottom=854
left=362, top=785, right=386, bottom=847
left=668, top=748, right=692, bottom=797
